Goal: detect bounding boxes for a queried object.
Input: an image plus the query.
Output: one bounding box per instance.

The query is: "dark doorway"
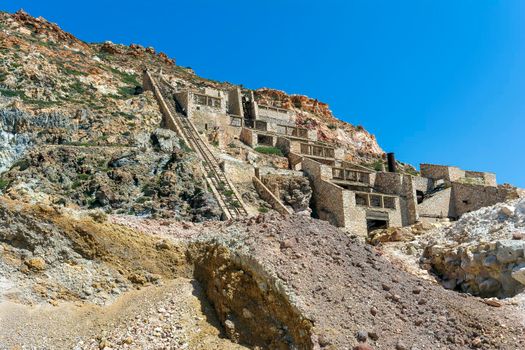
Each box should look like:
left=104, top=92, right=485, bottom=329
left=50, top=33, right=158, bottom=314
left=416, top=190, right=424, bottom=204
left=367, top=219, right=388, bottom=233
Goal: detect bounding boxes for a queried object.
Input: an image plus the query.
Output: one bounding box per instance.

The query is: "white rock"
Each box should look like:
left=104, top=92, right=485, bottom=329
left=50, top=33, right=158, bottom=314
left=515, top=198, right=525, bottom=218
left=500, top=205, right=514, bottom=217
left=511, top=263, right=525, bottom=285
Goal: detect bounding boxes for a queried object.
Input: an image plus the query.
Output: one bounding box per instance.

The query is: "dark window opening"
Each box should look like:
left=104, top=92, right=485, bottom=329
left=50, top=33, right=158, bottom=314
left=367, top=219, right=388, bottom=233
left=257, top=134, right=274, bottom=146
left=462, top=199, right=470, bottom=205
left=416, top=190, right=424, bottom=204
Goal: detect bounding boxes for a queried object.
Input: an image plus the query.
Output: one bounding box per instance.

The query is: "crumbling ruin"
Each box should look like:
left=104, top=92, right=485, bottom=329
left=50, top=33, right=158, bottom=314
left=143, top=70, right=520, bottom=234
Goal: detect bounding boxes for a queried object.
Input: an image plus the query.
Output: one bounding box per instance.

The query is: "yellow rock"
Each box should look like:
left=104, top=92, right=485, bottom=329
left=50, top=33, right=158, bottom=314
left=24, top=257, right=46, bottom=271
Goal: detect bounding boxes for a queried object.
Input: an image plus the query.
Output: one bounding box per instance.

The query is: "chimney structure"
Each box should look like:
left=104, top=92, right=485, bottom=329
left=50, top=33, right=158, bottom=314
left=387, top=152, right=397, bottom=173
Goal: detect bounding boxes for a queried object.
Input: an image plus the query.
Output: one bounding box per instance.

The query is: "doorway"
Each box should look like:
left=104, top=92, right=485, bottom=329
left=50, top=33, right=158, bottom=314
left=366, top=219, right=388, bottom=233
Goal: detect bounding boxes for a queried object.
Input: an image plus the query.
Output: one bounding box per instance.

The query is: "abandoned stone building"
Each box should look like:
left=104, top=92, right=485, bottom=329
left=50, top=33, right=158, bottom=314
left=143, top=70, right=520, bottom=234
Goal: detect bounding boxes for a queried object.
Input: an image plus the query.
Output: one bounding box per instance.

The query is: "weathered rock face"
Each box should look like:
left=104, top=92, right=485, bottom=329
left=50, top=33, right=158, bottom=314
left=422, top=198, right=525, bottom=297
left=0, top=197, right=188, bottom=306
left=0, top=10, right=224, bottom=221
left=0, top=108, right=76, bottom=172
left=0, top=128, right=221, bottom=221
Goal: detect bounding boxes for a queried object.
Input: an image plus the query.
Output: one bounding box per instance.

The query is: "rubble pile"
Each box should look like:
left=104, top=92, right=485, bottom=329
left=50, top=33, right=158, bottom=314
left=423, top=198, right=525, bottom=297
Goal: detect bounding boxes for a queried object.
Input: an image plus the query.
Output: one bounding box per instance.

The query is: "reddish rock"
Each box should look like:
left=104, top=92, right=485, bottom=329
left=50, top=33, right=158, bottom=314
left=353, top=345, right=374, bottom=350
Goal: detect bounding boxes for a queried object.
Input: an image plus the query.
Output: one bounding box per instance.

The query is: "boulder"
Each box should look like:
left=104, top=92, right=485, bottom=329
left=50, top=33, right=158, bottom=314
left=511, top=263, right=525, bottom=285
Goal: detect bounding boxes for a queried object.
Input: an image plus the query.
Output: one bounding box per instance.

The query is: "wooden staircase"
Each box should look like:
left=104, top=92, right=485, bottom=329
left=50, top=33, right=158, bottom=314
left=145, top=70, right=248, bottom=220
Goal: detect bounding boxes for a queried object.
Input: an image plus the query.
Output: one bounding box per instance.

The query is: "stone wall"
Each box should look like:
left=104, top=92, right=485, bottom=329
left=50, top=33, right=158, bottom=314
left=228, top=88, right=243, bottom=117
left=452, top=183, right=519, bottom=217
left=302, top=158, right=404, bottom=234
left=288, top=152, right=304, bottom=171
left=373, top=172, right=418, bottom=226
left=275, top=137, right=294, bottom=155
left=255, top=104, right=295, bottom=125
left=240, top=128, right=255, bottom=148
left=143, top=72, right=186, bottom=143
left=417, top=187, right=455, bottom=220
left=420, top=164, right=465, bottom=182
left=464, top=171, right=497, bottom=186
left=302, top=158, right=350, bottom=227
left=413, top=176, right=434, bottom=193
left=420, top=163, right=497, bottom=187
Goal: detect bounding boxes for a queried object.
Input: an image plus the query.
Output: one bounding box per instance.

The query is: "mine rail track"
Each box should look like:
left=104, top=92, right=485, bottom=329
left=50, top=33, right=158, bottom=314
left=149, top=73, right=248, bottom=220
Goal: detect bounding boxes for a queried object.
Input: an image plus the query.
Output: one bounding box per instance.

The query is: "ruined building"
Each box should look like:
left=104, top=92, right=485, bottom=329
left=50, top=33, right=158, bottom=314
left=143, top=70, right=520, bottom=235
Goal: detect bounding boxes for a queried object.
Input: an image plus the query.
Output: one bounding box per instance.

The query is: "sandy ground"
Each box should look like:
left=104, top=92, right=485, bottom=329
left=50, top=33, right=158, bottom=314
left=0, top=278, right=246, bottom=350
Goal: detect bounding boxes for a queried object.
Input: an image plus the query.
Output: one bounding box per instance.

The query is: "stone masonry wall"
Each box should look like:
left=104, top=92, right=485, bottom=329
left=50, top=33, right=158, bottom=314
left=302, top=158, right=350, bottom=227
left=373, top=172, right=418, bottom=226
left=452, top=183, right=519, bottom=217
left=256, top=104, right=295, bottom=125
left=240, top=128, right=255, bottom=148
left=228, top=88, right=243, bottom=117
left=413, top=176, right=434, bottom=193
left=417, top=187, right=455, bottom=220
left=420, top=164, right=465, bottom=182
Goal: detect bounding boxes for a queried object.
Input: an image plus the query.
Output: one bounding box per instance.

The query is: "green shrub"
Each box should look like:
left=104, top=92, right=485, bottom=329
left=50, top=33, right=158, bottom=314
left=70, top=81, right=86, bottom=95
left=0, top=88, right=25, bottom=98
left=373, top=160, right=384, bottom=171
left=0, top=179, right=9, bottom=191
left=118, top=86, right=135, bottom=97
left=179, top=140, right=192, bottom=152
left=224, top=190, right=234, bottom=197
left=328, top=124, right=337, bottom=130
left=136, top=196, right=151, bottom=204
left=71, top=181, right=82, bottom=189
left=11, top=159, right=29, bottom=171
left=62, top=67, right=86, bottom=76
left=77, top=174, right=90, bottom=181
left=258, top=206, right=269, bottom=213
left=254, top=146, right=284, bottom=157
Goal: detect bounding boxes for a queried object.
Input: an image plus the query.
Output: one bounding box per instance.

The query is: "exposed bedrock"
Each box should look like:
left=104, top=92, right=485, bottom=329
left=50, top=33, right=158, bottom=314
left=189, top=242, right=315, bottom=349
left=423, top=198, right=525, bottom=297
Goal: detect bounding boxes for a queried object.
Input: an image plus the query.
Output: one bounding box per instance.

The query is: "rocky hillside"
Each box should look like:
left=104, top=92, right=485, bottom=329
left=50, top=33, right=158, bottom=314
left=0, top=11, right=392, bottom=216
left=0, top=10, right=224, bottom=220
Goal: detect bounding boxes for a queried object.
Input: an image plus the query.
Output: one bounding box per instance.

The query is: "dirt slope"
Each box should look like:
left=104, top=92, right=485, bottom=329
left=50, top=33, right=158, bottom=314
left=123, top=214, right=525, bottom=350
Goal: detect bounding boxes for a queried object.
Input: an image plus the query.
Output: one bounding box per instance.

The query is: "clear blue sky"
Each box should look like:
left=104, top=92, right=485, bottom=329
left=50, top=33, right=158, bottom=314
left=3, top=1, right=525, bottom=187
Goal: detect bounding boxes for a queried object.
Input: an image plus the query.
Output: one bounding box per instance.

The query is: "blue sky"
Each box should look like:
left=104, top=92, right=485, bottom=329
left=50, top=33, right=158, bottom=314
left=3, top=1, right=525, bottom=187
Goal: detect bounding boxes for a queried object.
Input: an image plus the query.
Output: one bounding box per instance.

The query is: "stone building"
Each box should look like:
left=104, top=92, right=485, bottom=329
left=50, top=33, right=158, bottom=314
left=303, top=159, right=519, bottom=235
left=147, top=71, right=520, bottom=235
